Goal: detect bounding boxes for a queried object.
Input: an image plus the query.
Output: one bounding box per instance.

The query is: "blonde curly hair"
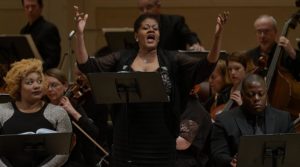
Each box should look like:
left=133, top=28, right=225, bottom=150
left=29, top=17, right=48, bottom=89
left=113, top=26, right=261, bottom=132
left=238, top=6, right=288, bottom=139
left=4, top=58, right=44, bottom=100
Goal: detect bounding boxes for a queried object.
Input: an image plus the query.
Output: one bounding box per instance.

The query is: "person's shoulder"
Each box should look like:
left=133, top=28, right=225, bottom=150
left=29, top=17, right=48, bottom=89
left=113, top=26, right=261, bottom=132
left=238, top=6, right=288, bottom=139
left=267, top=106, right=291, bottom=117
left=216, top=107, right=239, bottom=121
left=245, top=46, right=262, bottom=58
left=39, top=16, right=57, bottom=27
left=45, top=103, right=67, bottom=115
left=162, top=14, right=184, bottom=23
left=0, top=102, right=12, bottom=108
left=161, top=13, right=183, bottom=20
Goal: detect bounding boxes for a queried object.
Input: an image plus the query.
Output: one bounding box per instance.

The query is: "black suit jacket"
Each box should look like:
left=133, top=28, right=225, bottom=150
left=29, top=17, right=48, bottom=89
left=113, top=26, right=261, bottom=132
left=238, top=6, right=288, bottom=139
left=158, top=14, right=200, bottom=51
left=210, top=106, right=295, bottom=167
left=21, top=16, right=61, bottom=70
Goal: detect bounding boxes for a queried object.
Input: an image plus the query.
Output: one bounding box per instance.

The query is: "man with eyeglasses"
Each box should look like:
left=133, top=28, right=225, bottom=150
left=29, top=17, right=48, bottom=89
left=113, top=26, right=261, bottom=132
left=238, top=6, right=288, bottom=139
left=137, top=0, right=205, bottom=51
left=246, top=15, right=300, bottom=79
left=210, top=74, right=295, bottom=167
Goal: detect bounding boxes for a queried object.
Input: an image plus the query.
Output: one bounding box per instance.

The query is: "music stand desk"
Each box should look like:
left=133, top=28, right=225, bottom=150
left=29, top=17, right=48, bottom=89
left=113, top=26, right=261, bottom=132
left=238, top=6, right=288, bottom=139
left=0, top=34, right=42, bottom=62
left=237, top=133, right=300, bottom=167
left=86, top=72, right=169, bottom=104
left=0, top=132, right=72, bottom=156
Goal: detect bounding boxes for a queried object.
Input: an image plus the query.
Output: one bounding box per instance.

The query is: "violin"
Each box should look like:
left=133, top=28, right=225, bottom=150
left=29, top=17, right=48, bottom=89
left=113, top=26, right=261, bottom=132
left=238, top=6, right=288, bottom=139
left=64, top=76, right=91, bottom=105
left=190, top=81, right=210, bottom=103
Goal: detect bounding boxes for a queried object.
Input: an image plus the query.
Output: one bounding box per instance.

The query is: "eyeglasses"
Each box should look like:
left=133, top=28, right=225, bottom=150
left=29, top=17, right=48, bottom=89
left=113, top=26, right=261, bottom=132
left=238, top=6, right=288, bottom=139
left=47, top=82, right=62, bottom=89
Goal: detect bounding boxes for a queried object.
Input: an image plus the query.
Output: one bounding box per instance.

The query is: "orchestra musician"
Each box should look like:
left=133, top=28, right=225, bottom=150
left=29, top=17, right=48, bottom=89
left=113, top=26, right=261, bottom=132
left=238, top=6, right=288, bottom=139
left=0, top=59, right=72, bottom=167
left=73, top=64, right=111, bottom=155
left=210, top=51, right=253, bottom=120
left=44, top=68, right=100, bottom=167
left=204, top=59, right=231, bottom=118
left=20, top=0, right=61, bottom=70
left=246, top=15, right=300, bottom=79
left=210, top=74, right=295, bottom=167
left=73, top=4, right=228, bottom=166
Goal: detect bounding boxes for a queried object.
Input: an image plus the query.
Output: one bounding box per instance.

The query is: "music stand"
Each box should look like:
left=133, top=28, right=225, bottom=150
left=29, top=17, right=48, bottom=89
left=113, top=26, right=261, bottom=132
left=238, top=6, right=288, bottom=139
left=178, top=50, right=228, bottom=60
left=0, top=132, right=72, bottom=166
left=0, top=34, right=42, bottom=87
left=0, top=93, right=11, bottom=103
left=102, top=27, right=136, bottom=52
left=237, top=133, right=300, bottom=167
left=0, top=34, right=42, bottom=62
left=86, top=72, right=169, bottom=104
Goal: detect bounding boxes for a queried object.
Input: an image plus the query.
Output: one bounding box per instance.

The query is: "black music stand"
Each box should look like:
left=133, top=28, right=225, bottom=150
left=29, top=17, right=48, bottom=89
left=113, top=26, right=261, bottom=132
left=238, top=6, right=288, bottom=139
left=0, top=34, right=42, bottom=87
left=0, top=93, right=11, bottom=103
left=237, top=133, right=300, bottom=167
left=102, top=27, right=136, bottom=51
left=178, top=50, right=228, bottom=60
left=86, top=72, right=169, bottom=104
left=0, top=34, right=42, bottom=62
left=0, top=132, right=72, bottom=167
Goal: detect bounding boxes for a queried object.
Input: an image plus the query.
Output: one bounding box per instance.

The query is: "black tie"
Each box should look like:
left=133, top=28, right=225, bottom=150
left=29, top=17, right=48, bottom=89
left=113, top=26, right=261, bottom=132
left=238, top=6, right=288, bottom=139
left=255, top=116, right=264, bottom=135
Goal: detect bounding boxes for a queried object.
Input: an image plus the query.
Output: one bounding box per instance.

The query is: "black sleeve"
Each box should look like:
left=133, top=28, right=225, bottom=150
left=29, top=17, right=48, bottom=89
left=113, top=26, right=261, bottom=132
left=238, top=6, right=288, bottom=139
left=77, top=52, right=121, bottom=73
left=210, top=118, right=234, bottom=167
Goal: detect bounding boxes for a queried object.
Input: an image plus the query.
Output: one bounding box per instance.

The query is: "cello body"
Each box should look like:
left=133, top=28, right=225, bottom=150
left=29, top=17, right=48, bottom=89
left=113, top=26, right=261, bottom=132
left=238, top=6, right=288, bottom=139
left=269, top=66, right=300, bottom=119
left=266, top=12, right=300, bottom=126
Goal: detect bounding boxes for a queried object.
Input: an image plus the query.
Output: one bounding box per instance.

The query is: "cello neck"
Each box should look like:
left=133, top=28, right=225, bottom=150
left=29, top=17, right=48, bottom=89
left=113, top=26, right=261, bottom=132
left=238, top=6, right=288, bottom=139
left=265, top=14, right=298, bottom=91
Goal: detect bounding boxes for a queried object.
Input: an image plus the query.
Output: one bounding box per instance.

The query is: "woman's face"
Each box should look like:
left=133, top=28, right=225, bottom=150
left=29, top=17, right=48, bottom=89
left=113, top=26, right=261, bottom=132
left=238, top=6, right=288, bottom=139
left=20, top=72, right=44, bottom=102
left=135, top=18, right=160, bottom=50
left=45, top=75, right=67, bottom=104
left=209, top=67, right=226, bottom=95
left=227, top=61, right=246, bottom=86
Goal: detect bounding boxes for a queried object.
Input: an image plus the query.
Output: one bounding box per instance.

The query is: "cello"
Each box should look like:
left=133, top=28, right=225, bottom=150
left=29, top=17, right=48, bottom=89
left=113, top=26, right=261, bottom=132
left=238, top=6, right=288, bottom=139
left=266, top=10, right=300, bottom=122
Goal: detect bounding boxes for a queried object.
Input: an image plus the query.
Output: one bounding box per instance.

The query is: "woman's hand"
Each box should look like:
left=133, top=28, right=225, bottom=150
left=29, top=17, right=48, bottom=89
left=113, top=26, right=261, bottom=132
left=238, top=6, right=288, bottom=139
left=230, top=90, right=243, bottom=106
left=207, top=11, right=229, bottom=63
left=60, top=96, right=82, bottom=121
left=215, top=11, right=229, bottom=37
left=73, top=5, right=88, bottom=35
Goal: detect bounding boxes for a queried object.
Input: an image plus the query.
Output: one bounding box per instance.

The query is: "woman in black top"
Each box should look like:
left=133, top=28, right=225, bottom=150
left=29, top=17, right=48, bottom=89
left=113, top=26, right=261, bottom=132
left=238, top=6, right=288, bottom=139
left=74, top=5, right=228, bottom=166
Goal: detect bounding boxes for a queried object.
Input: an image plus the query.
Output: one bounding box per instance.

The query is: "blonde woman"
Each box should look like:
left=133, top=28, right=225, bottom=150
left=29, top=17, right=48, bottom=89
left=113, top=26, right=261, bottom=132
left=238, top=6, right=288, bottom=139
left=0, top=59, right=72, bottom=167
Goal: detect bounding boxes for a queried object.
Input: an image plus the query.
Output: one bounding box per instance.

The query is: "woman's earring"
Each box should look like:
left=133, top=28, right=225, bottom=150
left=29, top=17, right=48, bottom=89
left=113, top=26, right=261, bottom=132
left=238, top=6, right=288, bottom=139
left=136, top=38, right=138, bottom=42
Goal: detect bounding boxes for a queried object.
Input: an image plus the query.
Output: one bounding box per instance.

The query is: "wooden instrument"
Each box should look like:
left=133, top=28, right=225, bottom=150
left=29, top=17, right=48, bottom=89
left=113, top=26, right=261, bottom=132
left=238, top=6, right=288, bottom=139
left=266, top=11, right=300, bottom=121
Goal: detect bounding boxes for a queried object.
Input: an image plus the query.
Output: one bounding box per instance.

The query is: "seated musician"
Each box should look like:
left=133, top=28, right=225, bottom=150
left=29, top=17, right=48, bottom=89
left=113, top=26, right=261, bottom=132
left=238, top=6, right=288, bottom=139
left=246, top=15, right=300, bottom=79
left=0, top=59, right=72, bottom=167
left=44, top=68, right=100, bottom=167
left=210, top=74, right=295, bottom=167
left=210, top=51, right=253, bottom=120
left=205, top=59, right=231, bottom=119
left=73, top=64, right=111, bottom=155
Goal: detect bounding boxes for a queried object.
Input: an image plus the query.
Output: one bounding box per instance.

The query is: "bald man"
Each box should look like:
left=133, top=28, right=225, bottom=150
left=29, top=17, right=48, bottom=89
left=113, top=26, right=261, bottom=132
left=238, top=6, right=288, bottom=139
left=210, top=74, right=295, bottom=167
left=137, top=0, right=205, bottom=51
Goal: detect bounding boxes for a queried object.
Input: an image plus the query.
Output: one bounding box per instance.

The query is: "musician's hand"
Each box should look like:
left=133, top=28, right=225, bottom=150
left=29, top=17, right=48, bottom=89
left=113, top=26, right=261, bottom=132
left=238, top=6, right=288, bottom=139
left=230, top=154, right=238, bottom=167
left=60, top=96, right=82, bottom=121
left=73, top=5, right=88, bottom=35
left=230, top=90, right=243, bottom=106
left=278, top=36, right=296, bottom=59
